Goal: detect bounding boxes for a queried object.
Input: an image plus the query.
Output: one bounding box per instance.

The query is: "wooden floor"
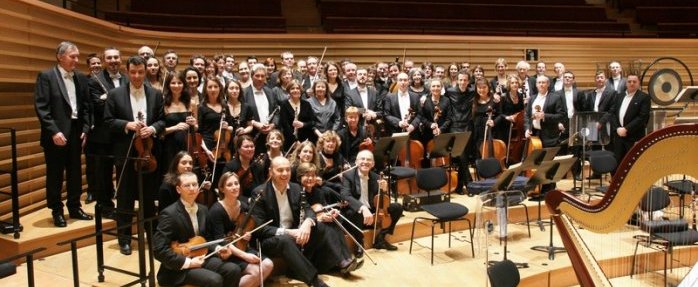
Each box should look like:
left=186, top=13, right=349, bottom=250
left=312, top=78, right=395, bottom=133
left=2, top=175, right=697, bottom=287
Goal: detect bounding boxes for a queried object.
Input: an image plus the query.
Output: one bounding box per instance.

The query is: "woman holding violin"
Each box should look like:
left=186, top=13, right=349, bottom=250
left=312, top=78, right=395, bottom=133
left=222, top=135, right=266, bottom=200
left=160, top=71, right=197, bottom=179
left=418, top=79, right=452, bottom=148
left=225, top=79, right=253, bottom=138
left=206, top=172, right=274, bottom=287
left=279, top=80, right=314, bottom=151
left=317, top=131, right=347, bottom=192
left=159, top=151, right=213, bottom=212
left=341, top=150, right=403, bottom=256
left=198, top=78, right=230, bottom=184
left=297, top=163, right=360, bottom=275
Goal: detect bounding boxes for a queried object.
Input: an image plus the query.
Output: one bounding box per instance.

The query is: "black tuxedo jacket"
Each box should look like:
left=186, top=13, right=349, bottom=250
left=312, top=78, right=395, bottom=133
left=383, top=91, right=421, bottom=134
left=34, top=66, right=91, bottom=148
left=251, top=181, right=316, bottom=240
left=345, top=86, right=383, bottom=117
left=583, top=85, right=617, bottom=114
left=242, top=85, right=280, bottom=127
left=88, top=70, right=129, bottom=144
left=524, top=91, right=566, bottom=147
left=153, top=201, right=209, bottom=286
left=606, top=90, right=651, bottom=142
left=341, top=169, right=380, bottom=212
left=607, top=76, right=627, bottom=95
left=559, top=87, right=586, bottom=130
left=103, top=84, right=165, bottom=159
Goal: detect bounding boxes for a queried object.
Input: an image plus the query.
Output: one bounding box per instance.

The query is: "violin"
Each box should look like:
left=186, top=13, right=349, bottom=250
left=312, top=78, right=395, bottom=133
left=359, top=123, right=375, bottom=151
left=236, top=153, right=266, bottom=194
left=170, top=234, right=235, bottom=258
left=373, top=172, right=392, bottom=230
left=233, top=193, right=261, bottom=251
left=187, top=109, right=208, bottom=171
left=134, top=111, right=157, bottom=173
left=481, top=106, right=507, bottom=167
left=212, top=111, right=232, bottom=162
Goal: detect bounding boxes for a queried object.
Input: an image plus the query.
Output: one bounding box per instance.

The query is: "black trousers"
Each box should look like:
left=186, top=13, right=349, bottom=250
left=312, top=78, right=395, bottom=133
left=158, top=256, right=241, bottom=287
left=258, top=234, right=319, bottom=284
left=343, top=202, right=403, bottom=245
left=612, top=135, right=636, bottom=174
left=85, top=141, right=115, bottom=211
left=115, top=160, right=157, bottom=245
left=43, top=120, right=83, bottom=212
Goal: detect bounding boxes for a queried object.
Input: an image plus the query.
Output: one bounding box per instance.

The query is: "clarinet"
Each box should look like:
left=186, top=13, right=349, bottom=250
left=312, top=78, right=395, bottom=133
left=299, top=189, right=309, bottom=251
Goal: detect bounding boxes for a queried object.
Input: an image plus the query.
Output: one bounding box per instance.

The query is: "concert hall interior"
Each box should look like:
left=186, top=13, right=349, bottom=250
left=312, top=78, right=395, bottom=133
left=2, top=0, right=698, bottom=286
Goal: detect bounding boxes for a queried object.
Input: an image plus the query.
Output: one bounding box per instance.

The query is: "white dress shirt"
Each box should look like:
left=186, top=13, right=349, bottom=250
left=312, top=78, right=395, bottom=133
left=564, top=88, right=574, bottom=118
left=398, top=90, right=410, bottom=120
left=594, top=87, right=604, bottom=112
left=619, top=92, right=635, bottom=126
left=531, top=93, right=547, bottom=130
left=359, top=173, right=370, bottom=208
left=129, top=84, right=147, bottom=122
left=253, top=87, right=270, bottom=124
left=358, top=87, right=369, bottom=110
left=273, top=183, right=294, bottom=230
left=58, top=66, right=78, bottom=119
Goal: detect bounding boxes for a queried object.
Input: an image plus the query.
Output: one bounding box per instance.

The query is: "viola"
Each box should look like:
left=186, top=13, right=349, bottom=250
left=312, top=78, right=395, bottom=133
left=212, top=111, right=232, bottom=162
left=233, top=193, right=261, bottom=251
left=187, top=109, right=208, bottom=171
left=134, top=111, right=157, bottom=173
left=236, top=153, right=265, bottom=194
left=481, top=106, right=507, bottom=167
left=359, top=124, right=375, bottom=151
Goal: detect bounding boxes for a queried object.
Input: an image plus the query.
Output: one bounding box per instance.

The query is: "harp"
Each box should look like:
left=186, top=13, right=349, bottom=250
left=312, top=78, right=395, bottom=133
left=546, top=123, right=698, bottom=286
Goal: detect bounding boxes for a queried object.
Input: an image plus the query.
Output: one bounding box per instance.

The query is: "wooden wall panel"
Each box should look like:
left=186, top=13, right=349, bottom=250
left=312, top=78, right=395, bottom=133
left=1, top=0, right=698, bottom=218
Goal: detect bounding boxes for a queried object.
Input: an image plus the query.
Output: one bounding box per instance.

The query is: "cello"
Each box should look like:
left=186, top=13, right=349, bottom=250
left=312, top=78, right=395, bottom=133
left=396, top=108, right=423, bottom=195
left=481, top=106, right=507, bottom=168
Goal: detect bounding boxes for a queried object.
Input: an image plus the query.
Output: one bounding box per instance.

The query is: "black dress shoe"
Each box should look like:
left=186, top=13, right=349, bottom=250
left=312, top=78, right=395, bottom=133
left=69, top=208, right=94, bottom=220
left=120, top=243, right=132, bottom=255
left=52, top=212, right=67, bottom=227
left=355, top=247, right=364, bottom=259
left=310, top=276, right=329, bottom=287
left=574, top=174, right=582, bottom=181
left=100, top=209, right=115, bottom=220
left=85, top=192, right=95, bottom=204
left=374, top=240, right=398, bottom=251
left=339, top=258, right=357, bottom=276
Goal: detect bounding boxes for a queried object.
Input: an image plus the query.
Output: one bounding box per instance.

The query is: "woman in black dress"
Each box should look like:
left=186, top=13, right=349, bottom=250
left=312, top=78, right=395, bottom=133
left=471, top=78, right=499, bottom=160
left=222, top=135, right=266, bottom=200
left=206, top=172, right=274, bottom=287
left=325, top=61, right=347, bottom=120
left=279, top=80, right=314, bottom=151
left=224, top=79, right=253, bottom=144
left=160, top=71, right=196, bottom=179
left=493, top=74, right=525, bottom=143
left=198, top=77, right=229, bottom=186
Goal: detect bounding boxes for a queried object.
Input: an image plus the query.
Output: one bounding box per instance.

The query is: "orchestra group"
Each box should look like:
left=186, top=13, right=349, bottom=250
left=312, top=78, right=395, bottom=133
left=33, top=41, right=650, bottom=287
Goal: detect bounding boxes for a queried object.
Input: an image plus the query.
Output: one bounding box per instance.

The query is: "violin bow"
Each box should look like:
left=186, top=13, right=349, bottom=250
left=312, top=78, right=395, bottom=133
left=203, top=219, right=273, bottom=260
left=322, top=205, right=377, bottom=265
left=318, top=46, right=328, bottom=69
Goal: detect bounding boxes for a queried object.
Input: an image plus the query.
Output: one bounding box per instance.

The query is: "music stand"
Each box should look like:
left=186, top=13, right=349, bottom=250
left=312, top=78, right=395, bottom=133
left=428, top=132, right=471, bottom=193
left=676, top=86, right=698, bottom=103
left=373, top=134, right=409, bottom=202
left=482, top=167, right=530, bottom=268
left=569, top=112, right=608, bottom=194
left=527, top=157, right=576, bottom=260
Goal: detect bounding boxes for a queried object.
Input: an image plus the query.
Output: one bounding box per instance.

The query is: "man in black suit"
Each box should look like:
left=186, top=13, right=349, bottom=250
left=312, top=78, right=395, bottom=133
left=383, top=72, right=420, bottom=136
left=251, top=156, right=330, bottom=287
left=301, top=56, right=320, bottom=96
left=345, top=68, right=383, bottom=125
left=34, top=41, right=93, bottom=227
left=270, top=51, right=302, bottom=85
left=604, top=74, right=650, bottom=169
left=524, top=76, right=566, bottom=192
left=87, top=47, right=129, bottom=219
left=586, top=71, right=618, bottom=179
left=153, top=172, right=241, bottom=287
left=607, top=61, right=626, bottom=95
left=446, top=71, right=476, bottom=194
left=243, top=64, right=279, bottom=154
left=104, top=56, right=165, bottom=255
left=341, top=150, right=403, bottom=255
left=558, top=71, right=586, bottom=180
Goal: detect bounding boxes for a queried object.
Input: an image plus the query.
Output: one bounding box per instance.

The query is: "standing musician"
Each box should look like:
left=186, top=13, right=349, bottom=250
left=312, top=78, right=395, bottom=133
left=87, top=46, right=129, bottom=220
left=515, top=60, right=536, bottom=99
left=338, top=107, right=370, bottom=163
left=408, top=69, right=429, bottom=98
left=224, top=79, right=254, bottom=140
left=325, top=62, right=347, bottom=120
left=197, top=77, right=229, bottom=188
left=153, top=172, right=242, bottom=287
left=34, top=41, right=93, bottom=227
left=244, top=64, right=280, bottom=154
left=160, top=71, right=197, bottom=181
left=250, top=156, right=331, bottom=287
left=418, top=79, right=451, bottom=147
left=104, top=55, right=165, bottom=255
left=471, top=78, right=500, bottom=159
left=184, top=67, right=202, bottom=108
left=206, top=172, right=274, bottom=287
left=279, top=80, right=315, bottom=151
left=490, top=58, right=508, bottom=93
left=345, top=68, right=383, bottom=127
left=585, top=71, right=617, bottom=179
left=446, top=71, right=476, bottom=194
left=308, top=80, right=341, bottom=143
left=223, top=135, right=266, bottom=200
left=384, top=72, right=421, bottom=137
left=524, top=76, right=566, bottom=192
left=341, top=150, right=403, bottom=255
left=558, top=71, right=586, bottom=181
left=297, top=163, right=361, bottom=275
left=494, top=74, right=525, bottom=165
left=602, top=74, right=650, bottom=171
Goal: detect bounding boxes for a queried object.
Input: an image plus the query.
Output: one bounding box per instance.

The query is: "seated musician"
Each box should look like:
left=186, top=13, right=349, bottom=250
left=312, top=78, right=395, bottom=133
left=297, top=162, right=361, bottom=275
left=341, top=150, right=403, bottom=254
left=261, top=129, right=284, bottom=176
left=338, top=106, right=371, bottom=163
left=223, top=135, right=266, bottom=201
left=250, top=156, right=331, bottom=287
left=206, top=172, right=274, bottom=287
left=317, top=131, right=348, bottom=193
left=153, top=172, right=241, bottom=287
left=289, top=141, right=321, bottom=185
